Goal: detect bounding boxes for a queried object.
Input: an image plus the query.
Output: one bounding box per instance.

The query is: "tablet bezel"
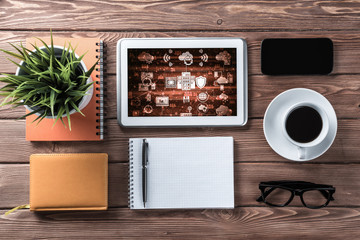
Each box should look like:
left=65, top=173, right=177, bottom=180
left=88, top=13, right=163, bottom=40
left=117, top=38, right=247, bottom=127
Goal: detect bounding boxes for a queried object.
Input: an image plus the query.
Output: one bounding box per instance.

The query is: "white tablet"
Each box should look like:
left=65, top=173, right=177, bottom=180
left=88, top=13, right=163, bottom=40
left=117, top=38, right=247, bottom=127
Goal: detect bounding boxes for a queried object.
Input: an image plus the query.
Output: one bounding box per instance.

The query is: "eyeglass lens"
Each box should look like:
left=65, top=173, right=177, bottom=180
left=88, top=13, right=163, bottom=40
left=263, top=187, right=292, bottom=206
left=302, top=190, right=329, bottom=208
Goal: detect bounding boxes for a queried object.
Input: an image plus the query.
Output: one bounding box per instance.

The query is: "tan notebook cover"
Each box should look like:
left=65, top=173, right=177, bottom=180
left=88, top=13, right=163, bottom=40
left=30, top=153, right=108, bottom=211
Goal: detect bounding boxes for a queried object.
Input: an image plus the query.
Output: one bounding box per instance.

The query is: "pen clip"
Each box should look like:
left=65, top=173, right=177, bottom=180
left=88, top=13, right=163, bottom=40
left=143, top=139, right=149, bottom=164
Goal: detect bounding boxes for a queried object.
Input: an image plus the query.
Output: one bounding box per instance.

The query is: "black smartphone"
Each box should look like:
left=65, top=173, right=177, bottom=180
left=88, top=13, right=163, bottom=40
left=261, top=38, right=333, bottom=75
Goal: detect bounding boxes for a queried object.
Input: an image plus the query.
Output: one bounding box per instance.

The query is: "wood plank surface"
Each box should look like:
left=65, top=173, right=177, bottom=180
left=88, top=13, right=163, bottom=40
left=1, top=1, right=360, bottom=31
left=1, top=207, right=360, bottom=240
left=1, top=1, right=360, bottom=239
left=1, top=31, right=360, bottom=75
left=0, top=118, right=358, bottom=164
left=0, top=163, right=358, bottom=208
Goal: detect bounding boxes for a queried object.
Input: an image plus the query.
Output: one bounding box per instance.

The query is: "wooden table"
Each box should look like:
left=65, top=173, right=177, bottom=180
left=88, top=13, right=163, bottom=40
left=1, top=1, right=360, bottom=239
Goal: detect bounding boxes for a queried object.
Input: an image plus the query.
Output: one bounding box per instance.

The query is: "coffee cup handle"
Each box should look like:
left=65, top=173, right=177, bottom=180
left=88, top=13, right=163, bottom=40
left=298, top=147, right=306, bottom=160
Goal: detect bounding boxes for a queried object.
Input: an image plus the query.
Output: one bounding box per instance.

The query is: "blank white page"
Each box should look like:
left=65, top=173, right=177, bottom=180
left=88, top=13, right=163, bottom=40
left=129, top=137, right=234, bottom=209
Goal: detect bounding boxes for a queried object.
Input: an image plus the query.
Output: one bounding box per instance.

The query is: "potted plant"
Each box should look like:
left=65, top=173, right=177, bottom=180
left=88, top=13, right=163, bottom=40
left=0, top=32, right=97, bottom=130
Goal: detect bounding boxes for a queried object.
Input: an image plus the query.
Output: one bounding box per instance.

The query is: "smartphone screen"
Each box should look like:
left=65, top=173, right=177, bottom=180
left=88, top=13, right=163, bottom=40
left=261, top=38, right=333, bottom=75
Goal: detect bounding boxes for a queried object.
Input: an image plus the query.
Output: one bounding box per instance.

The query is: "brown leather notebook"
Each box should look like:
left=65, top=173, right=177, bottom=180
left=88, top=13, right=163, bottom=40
left=30, top=153, right=108, bottom=211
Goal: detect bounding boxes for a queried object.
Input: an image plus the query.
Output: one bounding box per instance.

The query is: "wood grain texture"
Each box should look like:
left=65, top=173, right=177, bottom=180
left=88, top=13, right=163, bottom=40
left=1, top=31, right=360, bottom=75
left=1, top=1, right=360, bottom=31
left=0, top=118, right=358, bottom=164
left=1, top=1, right=360, bottom=238
left=0, top=163, right=358, bottom=208
left=1, top=207, right=359, bottom=239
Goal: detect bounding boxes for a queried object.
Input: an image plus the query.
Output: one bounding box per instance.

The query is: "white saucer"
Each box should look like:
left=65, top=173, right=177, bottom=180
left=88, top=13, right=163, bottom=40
left=263, top=88, right=337, bottom=161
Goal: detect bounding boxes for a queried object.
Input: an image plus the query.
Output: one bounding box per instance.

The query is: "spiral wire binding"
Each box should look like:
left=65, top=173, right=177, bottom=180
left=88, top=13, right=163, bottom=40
left=96, top=41, right=105, bottom=139
left=128, top=140, right=135, bottom=208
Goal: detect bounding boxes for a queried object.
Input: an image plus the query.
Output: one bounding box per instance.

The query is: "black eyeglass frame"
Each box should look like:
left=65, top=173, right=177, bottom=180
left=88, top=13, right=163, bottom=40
left=256, top=181, right=336, bottom=209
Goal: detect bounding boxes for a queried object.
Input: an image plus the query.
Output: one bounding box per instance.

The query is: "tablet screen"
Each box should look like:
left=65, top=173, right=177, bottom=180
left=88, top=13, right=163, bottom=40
left=127, top=48, right=237, bottom=117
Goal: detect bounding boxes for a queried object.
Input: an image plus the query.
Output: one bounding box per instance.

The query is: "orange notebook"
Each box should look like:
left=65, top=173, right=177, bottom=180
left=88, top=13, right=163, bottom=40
left=30, top=153, right=108, bottom=211
left=25, top=37, right=104, bottom=141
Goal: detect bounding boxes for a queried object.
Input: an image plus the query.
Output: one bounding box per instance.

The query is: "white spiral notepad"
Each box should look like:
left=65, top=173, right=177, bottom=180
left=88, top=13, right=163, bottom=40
left=128, top=137, right=234, bottom=209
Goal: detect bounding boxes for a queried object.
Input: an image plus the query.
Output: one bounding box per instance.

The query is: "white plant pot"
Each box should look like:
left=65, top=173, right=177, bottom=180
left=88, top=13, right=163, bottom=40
left=16, top=45, right=93, bottom=118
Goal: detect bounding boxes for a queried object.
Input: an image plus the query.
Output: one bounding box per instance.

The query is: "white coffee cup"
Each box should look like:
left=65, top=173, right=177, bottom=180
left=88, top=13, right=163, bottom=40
left=282, top=102, right=330, bottom=160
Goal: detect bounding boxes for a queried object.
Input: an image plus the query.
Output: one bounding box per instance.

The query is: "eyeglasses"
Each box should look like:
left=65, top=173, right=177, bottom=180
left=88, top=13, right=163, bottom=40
left=256, top=181, right=335, bottom=209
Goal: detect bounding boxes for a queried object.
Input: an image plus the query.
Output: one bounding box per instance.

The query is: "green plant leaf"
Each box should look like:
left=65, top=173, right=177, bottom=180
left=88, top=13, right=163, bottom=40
left=27, top=44, right=50, bottom=65
left=48, top=53, right=55, bottom=81
left=69, top=99, right=85, bottom=117
left=66, top=91, right=85, bottom=97
left=61, top=43, right=71, bottom=65
left=0, top=48, right=24, bottom=60
left=49, top=90, right=57, bottom=118
left=85, top=59, right=99, bottom=78
left=53, top=105, right=65, bottom=128
left=34, top=38, right=51, bottom=54
left=65, top=104, right=71, bottom=131
left=35, top=109, right=48, bottom=126
left=64, top=97, right=71, bottom=105
left=18, top=107, right=43, bottom=120
left=48, top=86, right=62, bottom=94
left=9, top=43, right=26, bottom=59
left=32, top=110, right=47, bottom=124
left=50, top=29, right=55, bottom=68
left=7, top=58, right=32, bottom=75
left=72, top=51, right=85, bottom=72
left=77, top=81, right=93, bottom=92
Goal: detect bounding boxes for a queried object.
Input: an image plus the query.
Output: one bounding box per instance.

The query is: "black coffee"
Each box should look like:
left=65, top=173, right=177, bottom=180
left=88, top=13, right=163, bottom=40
left=285, top=106, right=323, bottom=143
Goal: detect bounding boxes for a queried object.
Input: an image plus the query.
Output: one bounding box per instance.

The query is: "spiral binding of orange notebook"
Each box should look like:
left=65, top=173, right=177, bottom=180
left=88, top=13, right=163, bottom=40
left=25, top=37, right=104, bottom=141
